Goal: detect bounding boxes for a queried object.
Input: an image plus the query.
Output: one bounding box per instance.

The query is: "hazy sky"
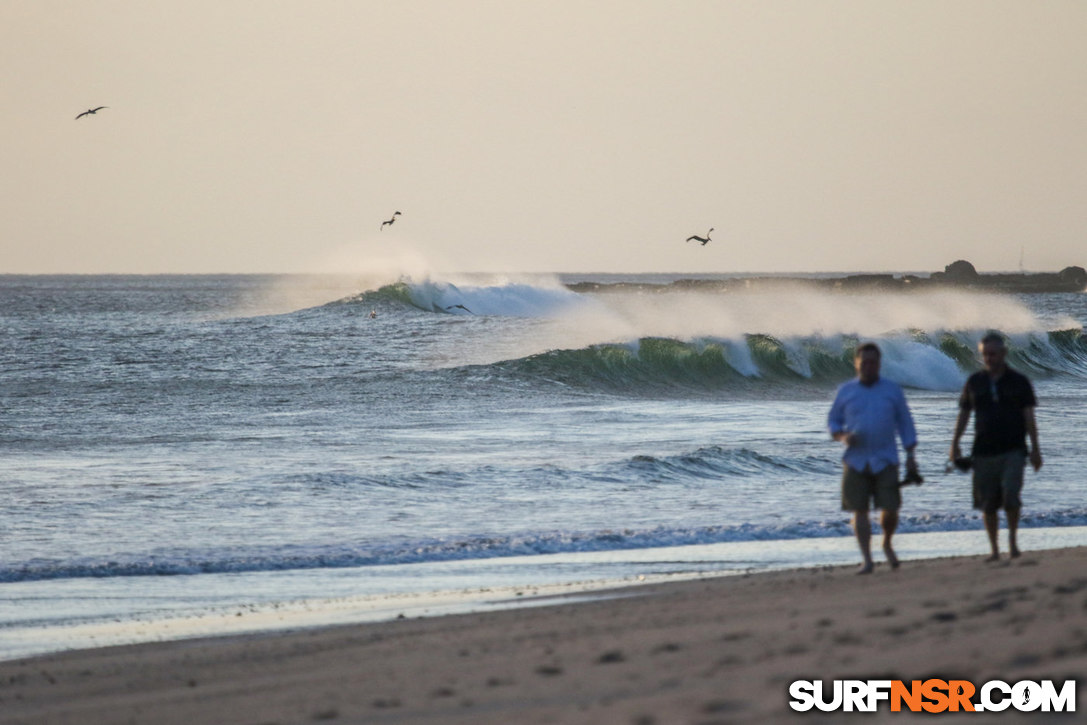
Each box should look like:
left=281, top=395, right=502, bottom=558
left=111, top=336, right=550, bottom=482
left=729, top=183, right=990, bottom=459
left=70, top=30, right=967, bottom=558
left=4, top=1, right=1085, bottom=275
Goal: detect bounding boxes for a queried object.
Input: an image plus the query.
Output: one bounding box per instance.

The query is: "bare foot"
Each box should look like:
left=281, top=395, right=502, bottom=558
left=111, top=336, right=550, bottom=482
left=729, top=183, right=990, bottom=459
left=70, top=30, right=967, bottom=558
left=883, top=545, right=900, bottom=570
left=1010, top=546, right=1022, bottom=559
left=856, top=563, right=874, bottom=575
left=985, top=553, right=1000, bottom=562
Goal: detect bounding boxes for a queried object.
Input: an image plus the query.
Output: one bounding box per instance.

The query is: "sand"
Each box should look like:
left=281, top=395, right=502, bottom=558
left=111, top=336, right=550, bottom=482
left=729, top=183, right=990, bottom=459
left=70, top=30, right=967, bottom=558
left=2, top=548, right=1084, bottom=724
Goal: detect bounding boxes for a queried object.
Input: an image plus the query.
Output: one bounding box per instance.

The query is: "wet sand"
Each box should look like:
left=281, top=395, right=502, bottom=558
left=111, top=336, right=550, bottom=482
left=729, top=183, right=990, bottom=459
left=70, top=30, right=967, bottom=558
left=2, top=547, right=1084, bottom=724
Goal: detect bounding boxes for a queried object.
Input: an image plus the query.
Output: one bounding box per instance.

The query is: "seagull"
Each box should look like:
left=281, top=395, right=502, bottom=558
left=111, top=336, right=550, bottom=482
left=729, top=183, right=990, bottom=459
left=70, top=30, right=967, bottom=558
left=445, top=304, right=472, bottom=314
left=75, top=106, right=109, bottom=120
left=685, top=228, right=713, bottom=246
left=380, top=211, right=401, bottom=230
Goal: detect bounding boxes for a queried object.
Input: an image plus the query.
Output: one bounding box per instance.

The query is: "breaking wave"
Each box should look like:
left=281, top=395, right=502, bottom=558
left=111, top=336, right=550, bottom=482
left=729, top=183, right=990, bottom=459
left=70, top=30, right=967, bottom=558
left=334, top=278, right=588, bottom=317
left=329, top=277, right=1086, bottom=392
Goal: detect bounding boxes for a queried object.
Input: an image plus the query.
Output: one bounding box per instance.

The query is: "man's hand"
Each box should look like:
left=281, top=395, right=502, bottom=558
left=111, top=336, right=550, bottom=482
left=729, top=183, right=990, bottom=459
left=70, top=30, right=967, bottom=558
left=1029, top=449, right=1043, bottom=471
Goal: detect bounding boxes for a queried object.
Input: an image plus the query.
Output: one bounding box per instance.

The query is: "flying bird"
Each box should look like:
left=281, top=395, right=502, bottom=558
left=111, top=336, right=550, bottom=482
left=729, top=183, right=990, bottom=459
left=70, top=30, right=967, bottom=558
left=686, top=228, right=714, bottom=246
left=75, top=106, right=109, bottom=120
left=445, top=304, right=473, bottom=314
left=380, top=211, right=401, bottom=230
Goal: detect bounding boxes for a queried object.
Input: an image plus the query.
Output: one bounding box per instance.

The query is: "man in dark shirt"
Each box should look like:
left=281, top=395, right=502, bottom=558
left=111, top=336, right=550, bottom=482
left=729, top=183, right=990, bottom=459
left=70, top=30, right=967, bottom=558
left=951, top=332, right=1042, bottom=561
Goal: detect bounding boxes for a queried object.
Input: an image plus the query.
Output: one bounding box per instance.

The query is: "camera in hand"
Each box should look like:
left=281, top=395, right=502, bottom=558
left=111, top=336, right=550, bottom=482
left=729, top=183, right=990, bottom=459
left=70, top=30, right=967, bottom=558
left=952, top=456, right=972, bottom=471
left=898, top=469, right=924, bottom=487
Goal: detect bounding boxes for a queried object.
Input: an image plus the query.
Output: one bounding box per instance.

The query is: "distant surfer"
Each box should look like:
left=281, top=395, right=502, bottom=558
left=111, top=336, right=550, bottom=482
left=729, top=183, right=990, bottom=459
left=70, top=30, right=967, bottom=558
left=369, top=309, right=377, bottom=319
left=380, top=211, right=401, bottom=230
left=75, top=106, right=108, bottom=120
left=686, top=228, right=713, bottom=246
left=445, top=304, right=472, bottom=314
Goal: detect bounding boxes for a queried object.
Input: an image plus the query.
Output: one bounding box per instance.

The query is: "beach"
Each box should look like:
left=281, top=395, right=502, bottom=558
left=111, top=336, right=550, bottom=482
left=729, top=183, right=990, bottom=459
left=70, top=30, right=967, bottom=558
left=2, top=547, right=1083, bottom=724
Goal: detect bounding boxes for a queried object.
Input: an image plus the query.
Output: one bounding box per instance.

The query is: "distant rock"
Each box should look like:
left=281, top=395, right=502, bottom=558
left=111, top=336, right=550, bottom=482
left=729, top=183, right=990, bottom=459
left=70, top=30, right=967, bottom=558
left=1058, top=266, right=1087, bottom=288
left=927, top=259, right=1086, bottom=292
left=943, top=260, right=980, bottom=281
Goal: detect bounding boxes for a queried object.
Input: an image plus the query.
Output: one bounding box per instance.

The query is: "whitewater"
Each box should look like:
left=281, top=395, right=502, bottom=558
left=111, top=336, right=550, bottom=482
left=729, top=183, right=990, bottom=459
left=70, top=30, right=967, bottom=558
left=2, top=273, right=1085, bottom=659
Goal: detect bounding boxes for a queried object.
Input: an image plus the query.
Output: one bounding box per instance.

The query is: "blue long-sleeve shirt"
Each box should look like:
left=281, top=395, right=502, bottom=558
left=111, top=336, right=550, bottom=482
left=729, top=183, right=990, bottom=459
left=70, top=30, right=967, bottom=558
left=828, top=377, right=917, bottom=474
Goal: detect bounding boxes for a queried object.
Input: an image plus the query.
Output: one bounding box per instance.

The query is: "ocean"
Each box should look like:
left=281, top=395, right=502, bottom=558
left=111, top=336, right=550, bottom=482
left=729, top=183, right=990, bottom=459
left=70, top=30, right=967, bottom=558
left=2, top=273, right=1085, bottom=660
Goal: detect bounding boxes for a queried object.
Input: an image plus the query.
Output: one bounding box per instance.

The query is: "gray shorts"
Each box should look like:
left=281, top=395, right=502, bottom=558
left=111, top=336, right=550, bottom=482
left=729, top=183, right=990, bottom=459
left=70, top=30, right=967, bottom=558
left=841, top=465, right=900, bottom=512
left=972, top=450, right=1026, bottom=512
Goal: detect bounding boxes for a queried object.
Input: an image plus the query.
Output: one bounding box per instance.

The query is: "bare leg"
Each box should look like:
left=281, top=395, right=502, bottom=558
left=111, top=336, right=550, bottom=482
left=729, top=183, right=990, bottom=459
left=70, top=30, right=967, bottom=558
left=881, top=509, right=899, bottom=569
left=1007, top=507, right=1021, bottom=558
left=852, top=510, right=874, bottom=574
left=983, top=510, right=1000, bottom=561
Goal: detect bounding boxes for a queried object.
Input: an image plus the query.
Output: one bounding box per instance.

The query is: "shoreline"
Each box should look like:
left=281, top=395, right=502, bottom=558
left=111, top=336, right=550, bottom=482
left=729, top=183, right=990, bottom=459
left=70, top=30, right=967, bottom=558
left=3, top=543, right=1086, bottom=724
left=4, top=526, right=1087, bottom=665
left=2, top=541, right=1087, bottom=721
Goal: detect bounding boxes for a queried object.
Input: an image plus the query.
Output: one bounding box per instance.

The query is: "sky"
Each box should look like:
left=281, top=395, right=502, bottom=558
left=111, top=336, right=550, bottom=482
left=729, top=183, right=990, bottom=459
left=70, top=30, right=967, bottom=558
left=3, top=0, right=1086, bottom=275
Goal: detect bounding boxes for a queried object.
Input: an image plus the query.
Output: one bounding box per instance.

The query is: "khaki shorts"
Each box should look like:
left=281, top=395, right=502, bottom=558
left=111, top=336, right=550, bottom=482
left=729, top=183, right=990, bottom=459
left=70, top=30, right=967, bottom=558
left=973, top=450, right=1026, bottom=512
left=841, top=464, right=900, bottom=512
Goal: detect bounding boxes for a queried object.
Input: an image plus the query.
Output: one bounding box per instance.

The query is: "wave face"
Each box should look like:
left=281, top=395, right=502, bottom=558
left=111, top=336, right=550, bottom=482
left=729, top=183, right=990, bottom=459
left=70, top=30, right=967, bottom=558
left=501, top=334, right=920, bottom=393
left=487, top=330, right=1087, bottom=395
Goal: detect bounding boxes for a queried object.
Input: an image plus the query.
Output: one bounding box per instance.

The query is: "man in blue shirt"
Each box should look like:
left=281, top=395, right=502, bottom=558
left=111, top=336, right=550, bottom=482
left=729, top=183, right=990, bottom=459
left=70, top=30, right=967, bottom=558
left=828, top=342, right=919, bottom=574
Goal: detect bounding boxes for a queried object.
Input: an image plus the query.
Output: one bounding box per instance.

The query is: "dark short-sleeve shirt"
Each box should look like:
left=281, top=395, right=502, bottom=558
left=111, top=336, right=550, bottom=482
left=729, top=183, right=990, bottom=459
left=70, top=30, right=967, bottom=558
left=959, top=368, right=1037, bottom=456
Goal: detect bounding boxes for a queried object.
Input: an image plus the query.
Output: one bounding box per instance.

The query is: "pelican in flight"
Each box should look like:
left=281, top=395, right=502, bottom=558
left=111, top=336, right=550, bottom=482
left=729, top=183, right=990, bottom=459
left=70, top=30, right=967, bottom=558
left=686, top=228, right=713, bottom=246
left=445, top=304, right=472, bottom=314
left=75, top=106, right=108, bottom=120
left=380, top=211, right=401, bottom=230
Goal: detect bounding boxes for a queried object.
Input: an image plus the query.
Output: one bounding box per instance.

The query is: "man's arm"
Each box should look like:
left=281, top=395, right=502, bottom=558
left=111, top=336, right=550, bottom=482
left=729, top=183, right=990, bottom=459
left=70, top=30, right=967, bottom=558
left=1024, top=406, right=1042, bottom=471
left=828, top=388, right=855, bottom=446
left=895, top=388, right=919, bottom=472
left=903, top=442, right=917, bottom=473
left=951, top=407, right=970, bottom=461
